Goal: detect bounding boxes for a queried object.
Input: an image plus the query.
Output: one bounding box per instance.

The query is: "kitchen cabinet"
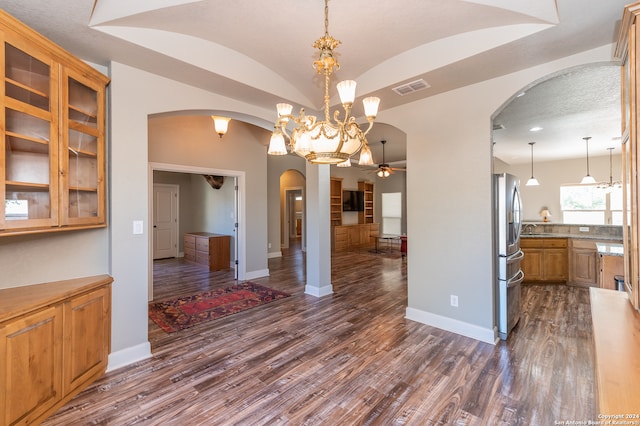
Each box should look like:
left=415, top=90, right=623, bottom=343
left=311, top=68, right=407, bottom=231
left=568, top=239, right=599, bottom=287
left=521, top=238, right=568, bottom=283
left=0, top=275, right=112, bottom=425
left=0, top=9, right=109, bottom=236
left=184, top=232, right=231, bottom=271
left=600, top=254, right=624, bottom=290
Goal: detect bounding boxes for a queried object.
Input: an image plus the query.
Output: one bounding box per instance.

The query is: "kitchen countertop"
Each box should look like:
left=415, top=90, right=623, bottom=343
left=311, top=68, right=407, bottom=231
left=595, top=242, right=624, bottom=256
left=521, top=233, right=623, bottom=241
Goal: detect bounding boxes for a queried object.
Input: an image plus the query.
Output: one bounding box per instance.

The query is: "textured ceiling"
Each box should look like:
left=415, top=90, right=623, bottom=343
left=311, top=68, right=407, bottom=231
left=493, top=64, right=622, bottom=165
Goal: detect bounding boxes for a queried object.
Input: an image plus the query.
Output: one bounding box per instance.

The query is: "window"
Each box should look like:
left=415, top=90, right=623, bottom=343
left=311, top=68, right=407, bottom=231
left=560, top=184, right=622, bottom=225
left=5, top=199, right=29, bottom=220
left=381, top=192, right=402, bottom=235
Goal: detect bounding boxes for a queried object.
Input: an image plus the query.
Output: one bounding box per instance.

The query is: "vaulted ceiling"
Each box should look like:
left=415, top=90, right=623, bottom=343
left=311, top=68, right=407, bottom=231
left=1, top=0, right=630, bottom=164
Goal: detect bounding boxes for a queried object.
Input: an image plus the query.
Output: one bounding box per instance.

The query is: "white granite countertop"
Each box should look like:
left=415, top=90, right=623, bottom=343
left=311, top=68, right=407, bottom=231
left=521, top=233, right=622, bottom=241
left=595, top=242, right=624, bottom=256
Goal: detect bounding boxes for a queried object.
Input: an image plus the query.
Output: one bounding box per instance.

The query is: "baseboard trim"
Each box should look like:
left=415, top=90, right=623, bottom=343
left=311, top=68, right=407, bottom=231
left=305, top=284, right=333, bottom=297
left=267, top=251, right=282, bottom=259
left=405, top=307, right=497, bottom=345
left=245, top=268, right=270, bottom=281
left=107, top=341, right=152, bottom=372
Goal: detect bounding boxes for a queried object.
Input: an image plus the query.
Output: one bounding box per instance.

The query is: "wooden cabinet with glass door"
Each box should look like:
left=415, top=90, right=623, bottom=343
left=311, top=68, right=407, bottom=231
left=0, top=10, right=109, bottom=236
left=60, top=68, right=107, bottom=226
left=1, top=31, right=60, bottom=231
left=616, top=2, right=640, bottom=311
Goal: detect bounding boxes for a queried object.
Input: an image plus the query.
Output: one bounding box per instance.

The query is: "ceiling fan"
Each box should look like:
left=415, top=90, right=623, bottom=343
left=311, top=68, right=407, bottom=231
left=374, top=140, right=405, bottom=178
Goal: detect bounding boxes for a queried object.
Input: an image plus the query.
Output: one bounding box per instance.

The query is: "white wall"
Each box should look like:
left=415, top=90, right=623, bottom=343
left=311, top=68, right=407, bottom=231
left=500, top=154, right=622, bottom=222
left=108, top=62, right=276, bottom=369
left=0, top=229, right=109, bottom=288
left=382, top=44, right=617, bottom=343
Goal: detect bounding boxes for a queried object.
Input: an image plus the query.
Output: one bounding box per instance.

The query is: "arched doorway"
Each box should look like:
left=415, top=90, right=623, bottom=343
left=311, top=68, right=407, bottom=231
left=280, top=169, right=306, bottom=251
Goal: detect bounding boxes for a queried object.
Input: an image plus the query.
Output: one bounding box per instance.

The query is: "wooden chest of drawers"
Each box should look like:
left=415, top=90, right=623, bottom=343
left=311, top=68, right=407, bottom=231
left=184, top=232, right=231, bottom=271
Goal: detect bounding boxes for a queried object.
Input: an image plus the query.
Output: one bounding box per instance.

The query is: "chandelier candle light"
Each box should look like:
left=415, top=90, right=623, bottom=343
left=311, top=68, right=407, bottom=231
left=267, top=0, right=380, bottom=165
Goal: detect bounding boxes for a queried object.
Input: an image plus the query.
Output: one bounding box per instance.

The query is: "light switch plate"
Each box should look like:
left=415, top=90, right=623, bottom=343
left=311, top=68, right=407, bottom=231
left=133, top=220, right=144, bottom=235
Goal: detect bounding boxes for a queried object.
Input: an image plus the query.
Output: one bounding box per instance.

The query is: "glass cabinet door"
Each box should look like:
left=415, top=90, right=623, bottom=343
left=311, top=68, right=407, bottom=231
left=1, top=38, right=59, bottom=230
left=60, top=68, right=105, bottom=226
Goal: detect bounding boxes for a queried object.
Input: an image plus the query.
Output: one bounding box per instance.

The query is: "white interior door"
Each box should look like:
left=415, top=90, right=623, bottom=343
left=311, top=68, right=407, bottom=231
left=153, top=184, right=178, bottom=259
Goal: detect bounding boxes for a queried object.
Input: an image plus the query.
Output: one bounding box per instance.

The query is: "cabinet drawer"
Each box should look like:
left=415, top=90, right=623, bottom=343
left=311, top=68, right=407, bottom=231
left=184, top=236, right=195, bottom=249
left=196, top=238, right=209, bottom=251
left=184, top=247, right=196, bottom=261
left=544, top=238, right=567, bottom=248
left=520, top=238, right=543, bottom=248
left=335, top=232, right=348, bottom=243
left=571, top=239, right=595, bottom=250
left=196, top=251, right=210, bottom=265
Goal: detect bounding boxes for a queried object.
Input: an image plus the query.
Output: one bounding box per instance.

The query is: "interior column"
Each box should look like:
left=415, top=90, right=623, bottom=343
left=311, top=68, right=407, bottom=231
left=304, top=162, right=333, bottom=297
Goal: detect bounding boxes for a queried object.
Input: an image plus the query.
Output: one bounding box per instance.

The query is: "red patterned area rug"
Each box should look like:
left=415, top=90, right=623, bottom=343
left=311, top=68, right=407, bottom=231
left=149, top=282, right=290, bottom=333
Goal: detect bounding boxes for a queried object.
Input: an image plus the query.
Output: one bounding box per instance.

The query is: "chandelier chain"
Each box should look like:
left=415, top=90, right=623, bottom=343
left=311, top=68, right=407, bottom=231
left=266, top=0, right=380, bottom=164
left=324, top=0, right=329, bottom=37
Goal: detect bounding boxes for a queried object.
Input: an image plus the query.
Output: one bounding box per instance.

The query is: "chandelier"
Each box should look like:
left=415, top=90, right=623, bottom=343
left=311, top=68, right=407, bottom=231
left=596, top=147, right=622, bottom=192
left=267, top=0, right=380, bottom=165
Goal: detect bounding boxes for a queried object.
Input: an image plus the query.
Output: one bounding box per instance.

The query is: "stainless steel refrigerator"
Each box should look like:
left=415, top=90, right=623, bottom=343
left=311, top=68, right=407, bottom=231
left=495, top=173, right=524, bottom=340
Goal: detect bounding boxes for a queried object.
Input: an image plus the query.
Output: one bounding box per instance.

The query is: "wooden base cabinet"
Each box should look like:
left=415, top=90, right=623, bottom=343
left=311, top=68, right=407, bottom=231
left=521, top=238, right=568, bottom=283
left=184, top=232, right=231, bottom=271
left=333, top=223, right=379, bottom=253
left=0, top=275, right=112, bottom=426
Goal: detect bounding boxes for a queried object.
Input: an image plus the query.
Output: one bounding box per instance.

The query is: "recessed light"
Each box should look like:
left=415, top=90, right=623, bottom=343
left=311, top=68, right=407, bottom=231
left=516, top=92, right=526, bottom=97
left=529, top=126, right=543, bottom=132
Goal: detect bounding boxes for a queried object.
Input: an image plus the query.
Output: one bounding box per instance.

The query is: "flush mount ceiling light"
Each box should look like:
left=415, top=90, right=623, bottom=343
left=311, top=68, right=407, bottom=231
left=596, top=147, right=622, bottom=192
left=529, top=126, right=543, bottom=132
left=526, top=142, right=540, bottom=186
left=211, top=116, right=231, bottom=138
left=580, top=136, right=596, bottom=184
left=267, top=0, right=379, bottom=165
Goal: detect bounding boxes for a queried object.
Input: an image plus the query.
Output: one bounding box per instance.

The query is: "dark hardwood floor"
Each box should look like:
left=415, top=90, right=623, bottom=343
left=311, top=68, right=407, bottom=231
left=43, top=240, right=595, bottom=425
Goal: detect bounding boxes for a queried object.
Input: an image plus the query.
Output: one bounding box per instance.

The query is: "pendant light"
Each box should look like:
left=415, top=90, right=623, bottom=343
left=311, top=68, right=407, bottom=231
left=580, top=137, right=596, bottom=184
left=526, top=142, right=540, bottom=186
left=596, top=147, right=622, bottom=192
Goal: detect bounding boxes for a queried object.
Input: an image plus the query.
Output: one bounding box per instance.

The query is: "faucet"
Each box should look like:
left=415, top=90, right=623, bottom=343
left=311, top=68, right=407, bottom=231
left=523, top=223, right=537, bottom=234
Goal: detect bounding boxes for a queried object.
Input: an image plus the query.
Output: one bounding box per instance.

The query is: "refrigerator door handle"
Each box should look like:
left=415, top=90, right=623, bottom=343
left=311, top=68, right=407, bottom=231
left=507, top=269, right=525, bottom=288
left=507, top=250, right=524, bottom=263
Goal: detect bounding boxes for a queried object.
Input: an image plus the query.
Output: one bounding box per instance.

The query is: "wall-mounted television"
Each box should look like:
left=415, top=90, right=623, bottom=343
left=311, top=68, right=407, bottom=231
left=343, top=190, right=365, bottom=211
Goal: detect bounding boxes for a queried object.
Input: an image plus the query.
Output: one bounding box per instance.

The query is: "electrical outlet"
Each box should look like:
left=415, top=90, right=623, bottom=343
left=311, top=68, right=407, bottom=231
left=450, top=295, right=459, bottom=307
left=579, top=226, right=589, bottom=232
